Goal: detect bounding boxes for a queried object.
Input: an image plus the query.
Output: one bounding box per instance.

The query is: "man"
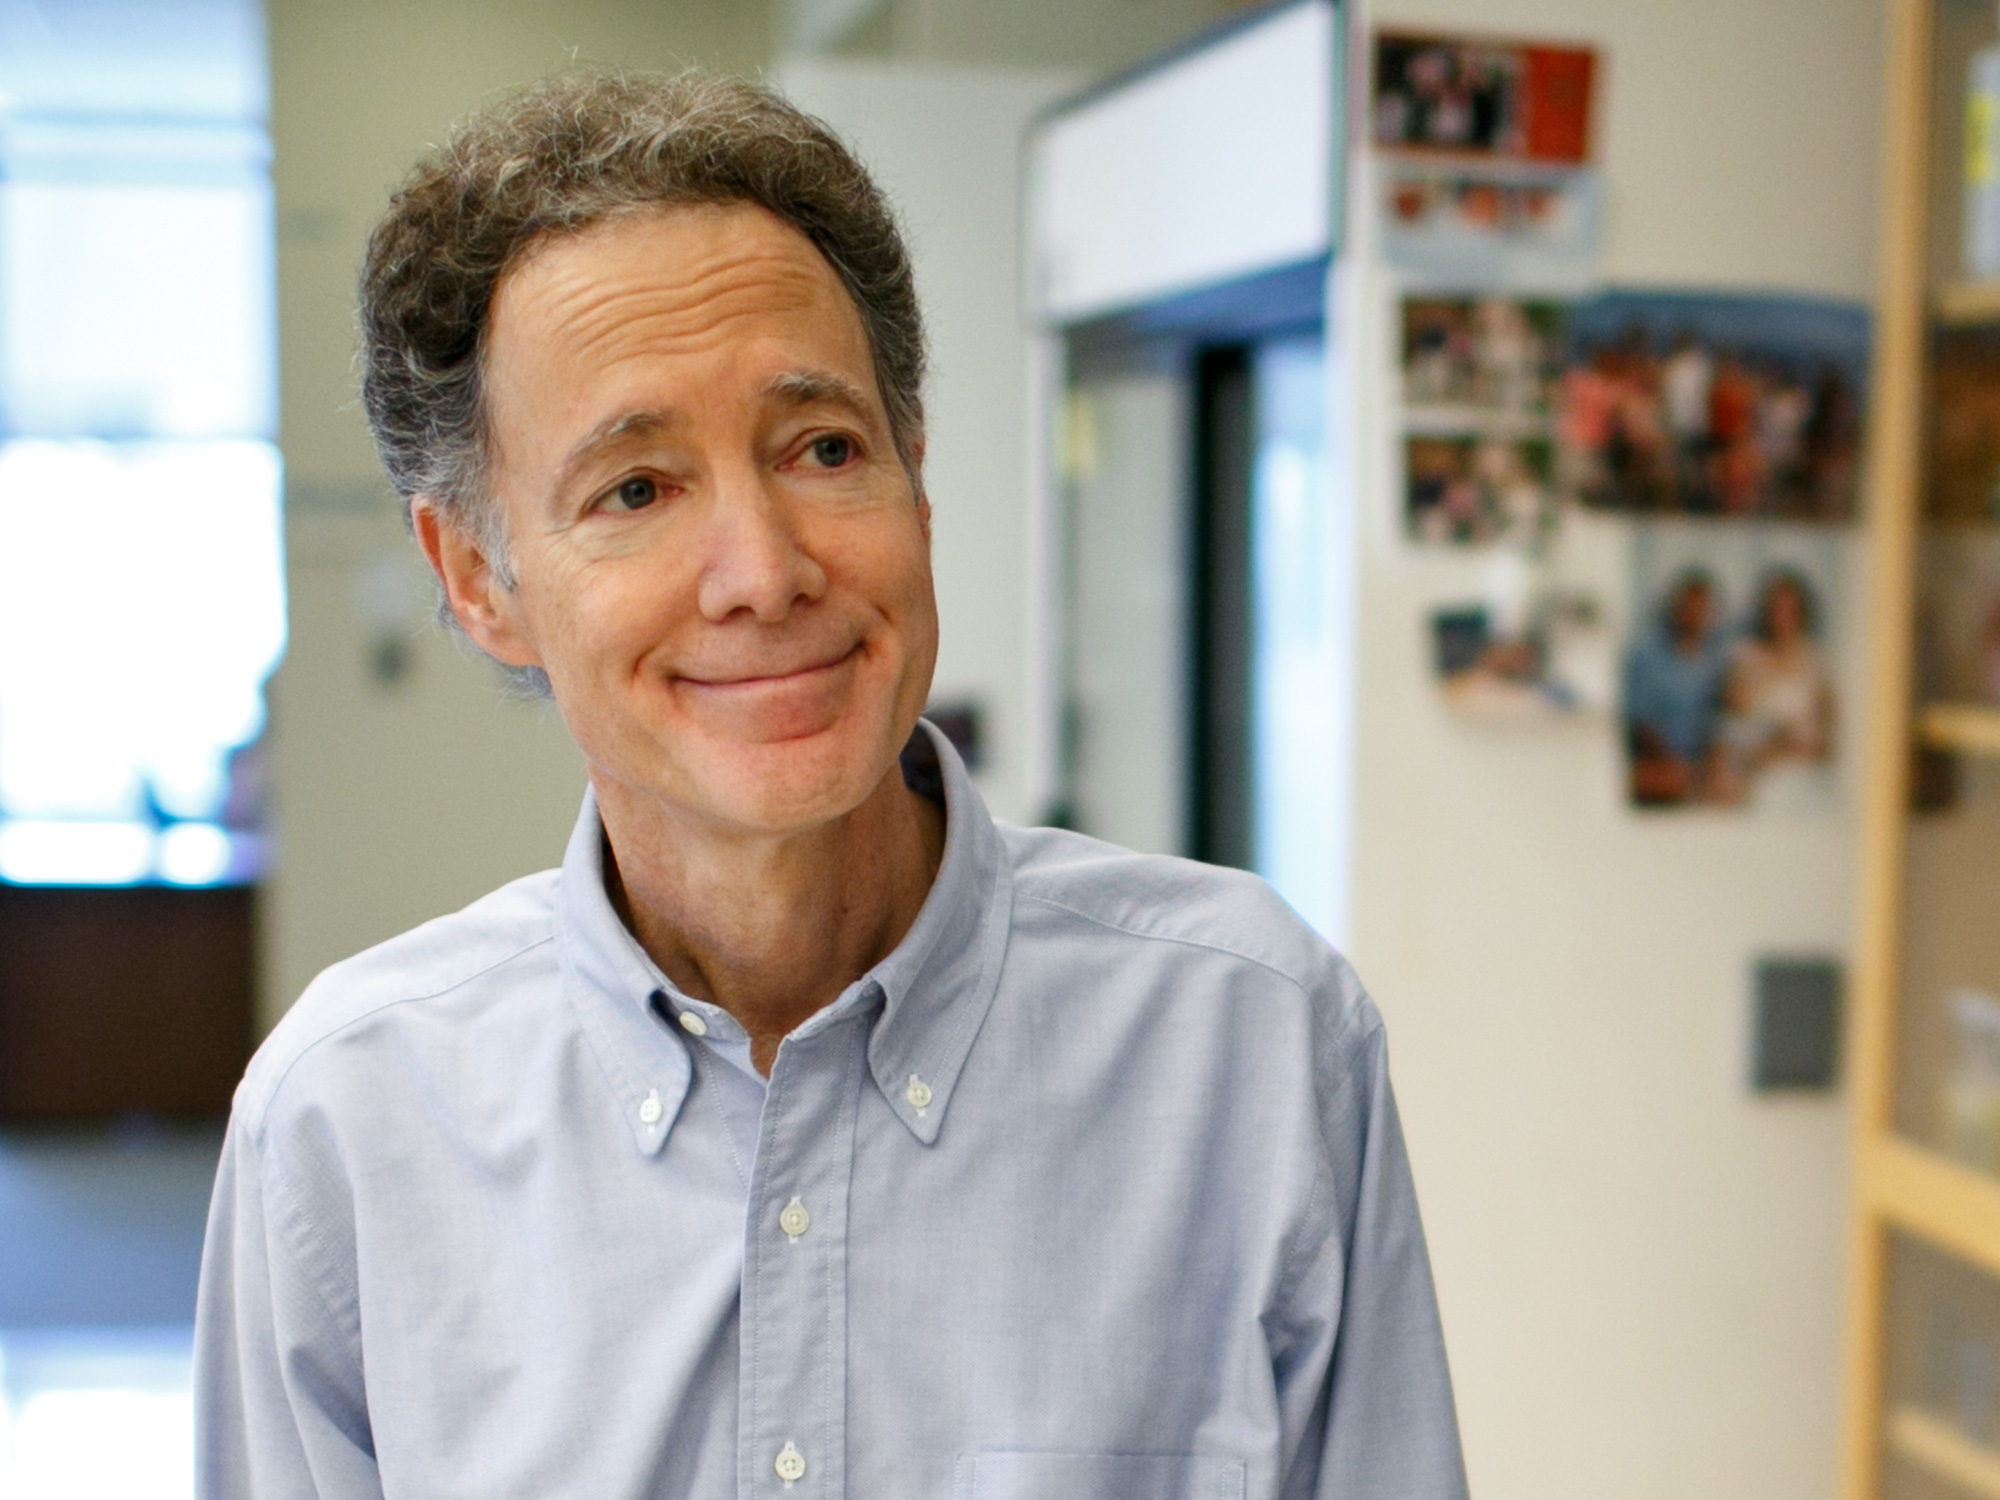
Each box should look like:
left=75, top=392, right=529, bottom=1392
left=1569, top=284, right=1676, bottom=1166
left=1624, top=570, right=1730, bottom=806
left=196, top=72, right=1465, bottom=1499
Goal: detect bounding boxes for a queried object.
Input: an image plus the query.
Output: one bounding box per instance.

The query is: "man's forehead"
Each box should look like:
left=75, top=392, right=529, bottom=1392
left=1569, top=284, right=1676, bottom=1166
left=482, top=200, right=883, bottom=465
left=495, top=200, right=852, bottom=333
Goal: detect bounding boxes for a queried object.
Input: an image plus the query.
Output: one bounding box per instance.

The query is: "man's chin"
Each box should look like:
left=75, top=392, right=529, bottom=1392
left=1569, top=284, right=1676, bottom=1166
left=671, top=730, right=899, bottom=838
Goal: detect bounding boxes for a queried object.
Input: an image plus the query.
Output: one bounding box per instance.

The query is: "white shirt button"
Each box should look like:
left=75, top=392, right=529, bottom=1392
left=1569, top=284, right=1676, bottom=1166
left=774, top=1441, right=806, bottom=1485
left=678, top=1011, right=709, bottom=1038
left=779, top=1196, right=810, bottom=1239
left=638, top=1091, right=663, bottom=1126
left=904, top=1074, right=933, bottom=1111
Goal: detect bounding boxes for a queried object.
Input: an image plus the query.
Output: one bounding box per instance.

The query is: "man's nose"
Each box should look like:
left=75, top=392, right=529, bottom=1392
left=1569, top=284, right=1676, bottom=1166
left=693, top=466, right=827, bottom=623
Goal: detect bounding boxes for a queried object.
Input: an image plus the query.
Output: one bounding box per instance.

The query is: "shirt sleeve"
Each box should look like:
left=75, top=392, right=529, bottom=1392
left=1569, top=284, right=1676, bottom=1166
left=194, top=1111, right=385, bottom=1500
left=1277, top=1017, right=1470, bottom=1500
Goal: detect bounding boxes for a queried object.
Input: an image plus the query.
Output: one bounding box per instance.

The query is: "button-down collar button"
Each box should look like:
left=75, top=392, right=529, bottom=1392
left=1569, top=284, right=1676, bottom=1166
left=774, top=1441, right=806, bottom=1486
left=779, top=1196, right=810, bottom=1240
left=678, top=1010, right=709, bottom=1038
left=638, top=1090, right=664, bottom=1126
left=904, top=1074, right=933, bottom=1112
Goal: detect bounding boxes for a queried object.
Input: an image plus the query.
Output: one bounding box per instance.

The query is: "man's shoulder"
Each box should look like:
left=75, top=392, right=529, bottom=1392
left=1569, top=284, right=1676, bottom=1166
left=998, top=822, right=1366, bottom=1016
left=236, top=867, right=564, bottom=1132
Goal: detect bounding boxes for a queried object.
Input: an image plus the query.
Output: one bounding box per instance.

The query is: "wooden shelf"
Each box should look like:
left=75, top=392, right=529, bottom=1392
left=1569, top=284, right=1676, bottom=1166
left=1863, top=1136, right=2000, bottom=1281
left=1889, top=1405, right=2000, bottom=1500
left=1846, top=5, right=2000, bottom=1498
left=1920, top=703, right=2000, bottom=757
left=1937, top=281, right=2000, bottom=325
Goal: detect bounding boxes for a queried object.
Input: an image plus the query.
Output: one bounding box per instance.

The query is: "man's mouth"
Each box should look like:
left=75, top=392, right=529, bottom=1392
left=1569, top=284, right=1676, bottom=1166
left=677, top=642, right=862, bottom=690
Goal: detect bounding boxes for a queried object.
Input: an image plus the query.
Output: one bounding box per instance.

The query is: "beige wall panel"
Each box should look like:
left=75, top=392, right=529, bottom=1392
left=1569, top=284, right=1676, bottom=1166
left=264, top=513, right=584, bottom=1023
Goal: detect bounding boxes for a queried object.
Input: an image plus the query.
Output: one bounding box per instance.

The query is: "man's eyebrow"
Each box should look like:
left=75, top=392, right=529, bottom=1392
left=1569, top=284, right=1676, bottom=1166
left=763, top=369, right=872, bottom=414
left=551, top=375, right=871, bottom=493
left=555, top=408, right=680, bottom=491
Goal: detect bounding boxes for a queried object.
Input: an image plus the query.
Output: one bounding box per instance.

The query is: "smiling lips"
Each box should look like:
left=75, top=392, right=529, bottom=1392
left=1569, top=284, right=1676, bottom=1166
left=672, top=643, right=865, bottom=739
left=678, top=642, right=862, bottom=691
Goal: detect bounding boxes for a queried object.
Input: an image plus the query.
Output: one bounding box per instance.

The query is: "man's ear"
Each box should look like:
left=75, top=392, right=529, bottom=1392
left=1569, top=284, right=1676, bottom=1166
left=908, top=438, right=931, bottom=545
left=410, top=496, right=545, bottom=670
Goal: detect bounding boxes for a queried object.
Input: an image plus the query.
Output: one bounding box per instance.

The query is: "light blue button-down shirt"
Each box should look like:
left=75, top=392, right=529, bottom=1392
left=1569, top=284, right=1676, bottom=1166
left=196, top=723, right=1465, bottom=1500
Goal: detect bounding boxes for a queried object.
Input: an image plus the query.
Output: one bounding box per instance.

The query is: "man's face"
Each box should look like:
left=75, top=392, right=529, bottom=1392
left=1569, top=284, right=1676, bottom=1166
left=430, top=202, right=937, bottom=841
left=1669, top=582, right=1711, bottom=642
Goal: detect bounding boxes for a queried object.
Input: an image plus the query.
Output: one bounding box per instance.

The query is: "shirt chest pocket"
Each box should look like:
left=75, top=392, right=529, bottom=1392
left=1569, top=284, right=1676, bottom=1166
left=954, top=1452, right=1246, bottom=1500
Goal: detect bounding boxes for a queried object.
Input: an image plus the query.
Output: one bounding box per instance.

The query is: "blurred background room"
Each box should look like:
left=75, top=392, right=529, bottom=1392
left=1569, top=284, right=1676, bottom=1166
left=8, top=0, right=1999, bottom=1497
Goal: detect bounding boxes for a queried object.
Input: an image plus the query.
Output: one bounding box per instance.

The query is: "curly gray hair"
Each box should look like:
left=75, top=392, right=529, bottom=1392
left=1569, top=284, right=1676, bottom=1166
left=358, top=70, right=927, bottom=584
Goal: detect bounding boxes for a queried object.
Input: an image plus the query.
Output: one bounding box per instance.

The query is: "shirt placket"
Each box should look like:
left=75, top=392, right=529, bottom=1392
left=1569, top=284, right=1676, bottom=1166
left=738, top=1003, right=868, bottom=1500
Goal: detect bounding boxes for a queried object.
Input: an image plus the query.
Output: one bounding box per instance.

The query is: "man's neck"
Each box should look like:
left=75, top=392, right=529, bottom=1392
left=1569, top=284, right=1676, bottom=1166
left=597, top=763, right=946, bottom=1076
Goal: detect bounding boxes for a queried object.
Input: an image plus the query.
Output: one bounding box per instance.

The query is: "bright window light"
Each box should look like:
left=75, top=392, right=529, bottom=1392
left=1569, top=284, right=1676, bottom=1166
left=155, top=823, right=234, bottom=887
left=7, top=1389, right=193, bottom=1500
left=1251, top=334, right=1343, bottom=940
left=0, top=0, right=280, bottom=890
left=0, top=1328, right=196, bottom=1500
left=0, top=822, right=154, bottom=887
left=0, top=441, right=285, bottom=825
left=0, top=130, right=274, bottom=440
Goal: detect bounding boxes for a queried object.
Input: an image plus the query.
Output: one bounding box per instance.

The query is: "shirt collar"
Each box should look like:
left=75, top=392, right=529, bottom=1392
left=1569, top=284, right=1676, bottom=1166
left=553, top=718, right=1013, bottom=1154
left=858, top=720, right=1013, bottom=1145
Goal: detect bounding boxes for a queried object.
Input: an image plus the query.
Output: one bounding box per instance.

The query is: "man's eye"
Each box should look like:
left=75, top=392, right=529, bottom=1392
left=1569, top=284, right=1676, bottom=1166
left=612, top=476, right=657, bottom=511
left=807, top=435, right=853, bottom=468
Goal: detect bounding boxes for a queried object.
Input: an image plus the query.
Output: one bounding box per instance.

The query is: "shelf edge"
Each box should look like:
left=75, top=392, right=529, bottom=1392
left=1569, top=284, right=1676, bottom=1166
left=1889, top=1406, right=2000, bottom=1500
left=1936, top=281, right=2000, bottom=324
left=1920, top=702, right=2000, bottom=756
left=1864, top=1136, right=2000, bottom=1279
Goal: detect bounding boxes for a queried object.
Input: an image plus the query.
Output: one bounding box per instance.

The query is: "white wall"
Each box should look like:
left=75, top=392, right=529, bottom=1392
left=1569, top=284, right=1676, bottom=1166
left=783, top=0, right=1226, bottom=72
left=1347, top=2, right=1884, bottom=1497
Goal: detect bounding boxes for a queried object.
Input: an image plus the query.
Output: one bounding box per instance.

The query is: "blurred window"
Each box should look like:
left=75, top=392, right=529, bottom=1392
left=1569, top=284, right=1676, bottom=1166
left=0, top=0, right=281, bottom=887
left=1250, top=334, right=1341, bottom=940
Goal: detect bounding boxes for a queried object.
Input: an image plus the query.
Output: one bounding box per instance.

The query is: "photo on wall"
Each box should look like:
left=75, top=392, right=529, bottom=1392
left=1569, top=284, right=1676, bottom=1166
left=1402, top=294, right=1567, bottom=415
left=1558, top=290, right=1870, bottom=522
left=1622, top=524, right=1844, bottom=813
left=1372, top=30, right=1596, bottom=163
left=1430, top=587, right=1605, bottom=718
left=1379, top=167, right=1603, bottom=282
left=1404, top=431, right=1553, bottom=546
left=1400, top=293, right=1566, bottom=548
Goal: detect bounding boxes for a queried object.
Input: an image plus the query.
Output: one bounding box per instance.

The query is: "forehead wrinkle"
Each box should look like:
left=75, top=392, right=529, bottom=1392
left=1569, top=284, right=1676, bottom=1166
left=560, top=267, right=830, bottom=368
left=508, top=225, right=856, bottom=377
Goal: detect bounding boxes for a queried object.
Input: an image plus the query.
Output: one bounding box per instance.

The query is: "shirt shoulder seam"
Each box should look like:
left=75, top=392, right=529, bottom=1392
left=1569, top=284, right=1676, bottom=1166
left=1014, top=888, right=1377, bottom=1041
left=246, top=932, right=557, bottom=1138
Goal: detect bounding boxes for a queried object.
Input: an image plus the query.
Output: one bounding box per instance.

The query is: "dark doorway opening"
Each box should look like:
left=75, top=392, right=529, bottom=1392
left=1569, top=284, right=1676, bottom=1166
left=1189, top=344, right=1256, bottom=870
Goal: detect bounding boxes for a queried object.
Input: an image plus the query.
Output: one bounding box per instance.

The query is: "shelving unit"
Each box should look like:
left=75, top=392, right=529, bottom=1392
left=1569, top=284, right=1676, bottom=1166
left=1919, top=702, right=2000, bottom=755
left=1841, top=2, right=2000, bottom=1497
left=1935, top=280, right=2000, bottom=324
left=1889, top=1405, right=2000, bottom=1500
